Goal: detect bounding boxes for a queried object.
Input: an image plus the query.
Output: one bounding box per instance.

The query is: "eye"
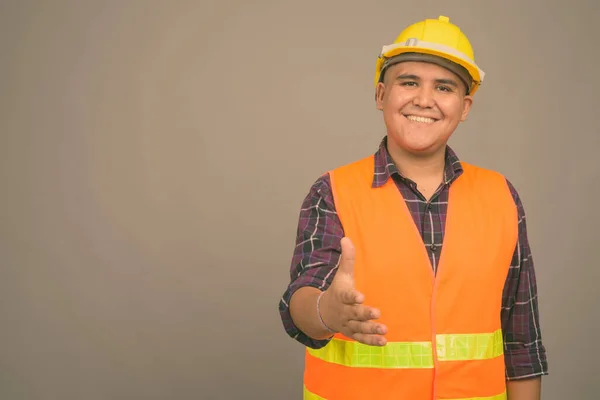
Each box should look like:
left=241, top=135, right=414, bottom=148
left=437, top=85, right=453, bottom=92
left=400, top=81, right=417, bottom=87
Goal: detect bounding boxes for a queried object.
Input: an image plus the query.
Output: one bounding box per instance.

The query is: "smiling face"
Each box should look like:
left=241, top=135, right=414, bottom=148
left=375, top=60, right=473, bottom=158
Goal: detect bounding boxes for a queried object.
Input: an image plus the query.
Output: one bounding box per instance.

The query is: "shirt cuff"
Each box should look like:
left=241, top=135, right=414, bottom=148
left=504, top=346, right=549, bottom=380
left=279, top=283, right=332, bottom=349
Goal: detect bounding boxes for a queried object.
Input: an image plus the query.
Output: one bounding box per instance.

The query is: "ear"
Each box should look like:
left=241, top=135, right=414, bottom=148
left=375, top=82, right=386, bottom=110
left=460, top=95, right=473, bottom=121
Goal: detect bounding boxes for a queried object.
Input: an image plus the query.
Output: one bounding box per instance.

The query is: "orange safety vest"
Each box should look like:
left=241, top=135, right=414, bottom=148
left=303, top=155, right=518, bottom=400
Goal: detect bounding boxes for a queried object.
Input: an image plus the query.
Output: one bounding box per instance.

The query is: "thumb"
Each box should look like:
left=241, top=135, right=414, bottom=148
left=337, top=237, right=355, bottom=276
left=335, top=237, right=364, bottom=304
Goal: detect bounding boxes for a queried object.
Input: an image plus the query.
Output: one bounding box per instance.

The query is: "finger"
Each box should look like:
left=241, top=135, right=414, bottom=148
left=340, top=288, right=364, bottom=305
left=349, top=304, right=380, bottom=321
left=346, top=320, right=388, bottom=336
left=351, top=333, right=387, bottom=347
left=338, top=237, right=355, bottom=276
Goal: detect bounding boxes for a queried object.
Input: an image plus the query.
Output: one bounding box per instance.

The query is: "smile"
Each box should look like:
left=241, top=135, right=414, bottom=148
left=404, top=115, right=438, bottom=124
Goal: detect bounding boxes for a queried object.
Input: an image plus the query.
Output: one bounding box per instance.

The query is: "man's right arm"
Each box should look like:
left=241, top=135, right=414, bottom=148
left=278, top=173, right=344, bottom=349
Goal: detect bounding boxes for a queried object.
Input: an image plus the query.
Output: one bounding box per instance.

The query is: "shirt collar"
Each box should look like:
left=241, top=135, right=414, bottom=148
left=372, top=136, right=463, bottom=188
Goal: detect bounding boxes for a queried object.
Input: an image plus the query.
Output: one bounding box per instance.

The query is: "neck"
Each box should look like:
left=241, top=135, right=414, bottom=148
left=386, top=141, right=447, bottom=184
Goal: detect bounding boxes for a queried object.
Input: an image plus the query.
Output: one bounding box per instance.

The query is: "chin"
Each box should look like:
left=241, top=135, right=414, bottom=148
left=388, top=133, right=441, bottom=155
left=391, top=127, right=453, bottom=154
left=404, top=145, right=441, bottom=157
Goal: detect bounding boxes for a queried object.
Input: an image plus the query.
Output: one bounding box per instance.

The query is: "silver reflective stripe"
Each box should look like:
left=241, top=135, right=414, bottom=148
left=380, top=39, right=485, bottom=82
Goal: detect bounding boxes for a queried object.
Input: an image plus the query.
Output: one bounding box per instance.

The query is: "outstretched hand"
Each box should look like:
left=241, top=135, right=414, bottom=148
left=320, top=237, right=388, bottom=346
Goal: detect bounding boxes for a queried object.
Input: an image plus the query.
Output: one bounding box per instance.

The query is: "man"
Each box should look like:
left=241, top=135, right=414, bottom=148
left=279, top=15, right=548, bottom=400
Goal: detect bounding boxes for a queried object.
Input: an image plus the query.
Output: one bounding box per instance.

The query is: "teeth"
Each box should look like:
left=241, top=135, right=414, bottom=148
left=406, top=115, right=436, bottom=124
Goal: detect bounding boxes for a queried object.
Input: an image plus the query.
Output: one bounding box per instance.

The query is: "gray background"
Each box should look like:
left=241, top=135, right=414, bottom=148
left=1, top=0, right=598, bottom=399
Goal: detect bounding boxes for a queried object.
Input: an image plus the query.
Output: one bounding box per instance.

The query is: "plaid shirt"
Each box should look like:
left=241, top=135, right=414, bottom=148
left=279, top=137, right=548, bottom=380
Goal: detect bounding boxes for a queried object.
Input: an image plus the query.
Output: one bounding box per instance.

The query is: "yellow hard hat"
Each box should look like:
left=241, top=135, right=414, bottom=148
left=374, top=16, right=485, bottom=95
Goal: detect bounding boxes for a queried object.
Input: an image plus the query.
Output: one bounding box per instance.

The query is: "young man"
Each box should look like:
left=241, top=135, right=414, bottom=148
left=279, top=16, right=548, bottom=400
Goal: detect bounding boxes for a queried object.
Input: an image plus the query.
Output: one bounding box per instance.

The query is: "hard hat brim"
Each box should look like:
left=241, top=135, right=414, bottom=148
left=380, top=53, right=472, bottom=94
left=375, top=39, right=485, bottom=95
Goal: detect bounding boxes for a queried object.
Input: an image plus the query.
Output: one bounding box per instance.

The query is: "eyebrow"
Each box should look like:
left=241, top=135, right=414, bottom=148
left=395, top=74, right=459, bottom=87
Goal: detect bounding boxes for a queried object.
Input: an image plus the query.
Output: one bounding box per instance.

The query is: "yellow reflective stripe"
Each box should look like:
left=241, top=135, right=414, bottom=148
left=304, top=386, right=506, bottom=400
left=303, top=385, right=325, bottom=400
left=445, top=391, right=507, bottom=400
left=307, top=338, right=434, bottom=368
left=308, top=330, right=504, bottom=368
left=436, top=329, right=504, bottom=361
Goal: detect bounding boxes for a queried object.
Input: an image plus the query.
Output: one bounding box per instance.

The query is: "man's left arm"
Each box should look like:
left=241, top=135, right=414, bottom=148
left=502, top=179, right=549, bottom=399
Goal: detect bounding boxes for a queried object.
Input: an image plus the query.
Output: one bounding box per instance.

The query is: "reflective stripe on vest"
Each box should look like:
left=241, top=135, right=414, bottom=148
left=304, top=385, right=508, bottom=400
left=437, top=328, right=504, bottom=362
left=307, top=328, right=503, bottom=368
left=308, top=339, right=433, bottom=369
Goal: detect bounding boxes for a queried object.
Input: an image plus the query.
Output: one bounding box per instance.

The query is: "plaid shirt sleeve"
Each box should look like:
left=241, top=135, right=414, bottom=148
left=278, top=173, right=343, bottom=349
left=502, top=179, right=549, bottom=380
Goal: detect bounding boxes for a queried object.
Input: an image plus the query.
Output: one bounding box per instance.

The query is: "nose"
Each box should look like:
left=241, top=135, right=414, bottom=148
left=412, top=86, right=435, bottom=108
